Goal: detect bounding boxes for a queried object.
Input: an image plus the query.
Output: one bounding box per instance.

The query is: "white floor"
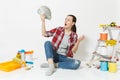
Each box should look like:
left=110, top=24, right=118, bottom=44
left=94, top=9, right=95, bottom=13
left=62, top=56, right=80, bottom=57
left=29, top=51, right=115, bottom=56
left=0, top=57, right=120, bottom=80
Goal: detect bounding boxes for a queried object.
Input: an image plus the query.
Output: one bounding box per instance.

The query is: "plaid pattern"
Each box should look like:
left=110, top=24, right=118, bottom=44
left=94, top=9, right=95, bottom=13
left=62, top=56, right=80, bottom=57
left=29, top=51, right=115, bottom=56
left=45, top=27, right=78, bottom=57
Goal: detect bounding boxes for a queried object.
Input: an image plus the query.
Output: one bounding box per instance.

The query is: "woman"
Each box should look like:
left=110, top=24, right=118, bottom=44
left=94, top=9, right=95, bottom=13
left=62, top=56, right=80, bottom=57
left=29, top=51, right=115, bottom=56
left=40, top=14, right=85, bottom=76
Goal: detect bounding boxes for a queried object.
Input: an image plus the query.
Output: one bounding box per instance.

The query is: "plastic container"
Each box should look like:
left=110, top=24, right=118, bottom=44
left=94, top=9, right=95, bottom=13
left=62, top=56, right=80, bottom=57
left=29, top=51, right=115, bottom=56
left=0, top=61, right=21, bottom=72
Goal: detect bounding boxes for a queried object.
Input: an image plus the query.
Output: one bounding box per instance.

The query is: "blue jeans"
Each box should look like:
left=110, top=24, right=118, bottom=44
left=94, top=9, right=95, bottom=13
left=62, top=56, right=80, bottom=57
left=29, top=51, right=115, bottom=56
left=44, top=41, right=81, bottom=70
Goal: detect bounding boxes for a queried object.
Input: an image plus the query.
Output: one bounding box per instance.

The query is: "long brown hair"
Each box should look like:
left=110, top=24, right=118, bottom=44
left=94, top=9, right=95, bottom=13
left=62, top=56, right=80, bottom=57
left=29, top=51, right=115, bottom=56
left=68, top=14, right=77, bottom=33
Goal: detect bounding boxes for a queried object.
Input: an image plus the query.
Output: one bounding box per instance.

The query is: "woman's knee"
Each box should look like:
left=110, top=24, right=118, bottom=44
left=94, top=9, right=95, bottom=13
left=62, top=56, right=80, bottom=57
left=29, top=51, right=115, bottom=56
left=44, top=41, right=51, bottom=47
left=73, top=60, right=81, bottom=69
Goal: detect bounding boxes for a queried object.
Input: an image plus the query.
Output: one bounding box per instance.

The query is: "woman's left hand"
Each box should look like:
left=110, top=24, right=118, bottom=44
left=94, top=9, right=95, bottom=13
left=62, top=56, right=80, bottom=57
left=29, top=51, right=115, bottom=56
left=78, top=35, right=85, bottom=43
left=72, top=35, right=85, bottom=53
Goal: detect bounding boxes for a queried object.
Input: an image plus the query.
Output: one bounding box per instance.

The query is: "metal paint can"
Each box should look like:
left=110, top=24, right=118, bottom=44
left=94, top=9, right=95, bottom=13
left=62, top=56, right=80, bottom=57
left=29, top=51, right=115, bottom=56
left=108, top=61, right=117, bottom=73
left=100, top=32, right=108, bottom=41
left=18, top=49, right=25, bottom=61
left=100, top=60, right=108, bottom=71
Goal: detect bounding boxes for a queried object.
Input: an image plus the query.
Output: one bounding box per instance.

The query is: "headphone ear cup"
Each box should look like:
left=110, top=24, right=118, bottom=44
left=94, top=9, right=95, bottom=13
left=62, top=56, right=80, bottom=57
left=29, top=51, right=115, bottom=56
left=37, top=6, right=52, bottom=20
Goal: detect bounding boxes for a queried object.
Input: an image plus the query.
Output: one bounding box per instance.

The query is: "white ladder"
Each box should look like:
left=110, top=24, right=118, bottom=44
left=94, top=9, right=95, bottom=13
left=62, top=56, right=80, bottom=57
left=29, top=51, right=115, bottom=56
left=87, top=26, right=120, bottom=67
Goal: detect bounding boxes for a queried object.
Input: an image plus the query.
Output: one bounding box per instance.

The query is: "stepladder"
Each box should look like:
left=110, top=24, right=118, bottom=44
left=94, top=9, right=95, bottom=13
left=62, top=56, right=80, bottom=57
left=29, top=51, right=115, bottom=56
left=87, top=25, right=120, bottom=68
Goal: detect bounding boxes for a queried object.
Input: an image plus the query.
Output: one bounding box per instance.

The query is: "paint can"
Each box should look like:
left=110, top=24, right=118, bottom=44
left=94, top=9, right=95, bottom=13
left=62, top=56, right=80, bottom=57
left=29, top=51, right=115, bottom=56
left=18, top=49, right=25, bottom=61
left=108, top=61, right=117, bottom=73
left=100, top=60, right=108, bottom=71
left=100, top=46, right=107, bottom=55
left=100, top=32, right=108, bottom=41
left=25, top=50, right=34, bottom=65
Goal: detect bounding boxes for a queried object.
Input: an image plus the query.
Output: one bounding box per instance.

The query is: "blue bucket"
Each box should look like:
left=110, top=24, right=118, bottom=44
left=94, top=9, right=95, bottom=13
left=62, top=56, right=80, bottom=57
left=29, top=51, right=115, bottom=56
left=100, top=61, right=108, bottom=71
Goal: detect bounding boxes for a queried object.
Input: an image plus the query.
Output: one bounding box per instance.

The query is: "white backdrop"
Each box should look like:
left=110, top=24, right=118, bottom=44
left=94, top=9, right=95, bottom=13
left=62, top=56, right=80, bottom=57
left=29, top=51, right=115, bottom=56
left=0, top=0, right=119, bottom=61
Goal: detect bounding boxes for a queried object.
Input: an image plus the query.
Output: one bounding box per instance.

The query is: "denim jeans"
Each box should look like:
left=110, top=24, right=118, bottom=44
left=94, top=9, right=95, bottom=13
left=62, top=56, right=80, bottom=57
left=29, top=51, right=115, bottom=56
left=44, top=41, right=81, bottom=70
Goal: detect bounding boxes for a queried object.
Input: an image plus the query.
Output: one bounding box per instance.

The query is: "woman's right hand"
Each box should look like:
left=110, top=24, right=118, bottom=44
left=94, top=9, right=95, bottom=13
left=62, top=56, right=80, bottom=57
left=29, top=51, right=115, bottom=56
left=40, top=14, right=47, bottom=36
left=40, top=14, right=45, bottom=22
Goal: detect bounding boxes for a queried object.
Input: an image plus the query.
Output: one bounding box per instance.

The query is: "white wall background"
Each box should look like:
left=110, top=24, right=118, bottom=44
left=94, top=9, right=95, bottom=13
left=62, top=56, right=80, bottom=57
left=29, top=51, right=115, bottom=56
left=0, top=0, right=119, bottom=61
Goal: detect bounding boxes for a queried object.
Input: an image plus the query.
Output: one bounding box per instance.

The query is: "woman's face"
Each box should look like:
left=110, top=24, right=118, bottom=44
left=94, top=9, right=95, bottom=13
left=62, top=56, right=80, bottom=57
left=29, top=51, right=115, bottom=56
left=64, top=16, right=74, bottom=29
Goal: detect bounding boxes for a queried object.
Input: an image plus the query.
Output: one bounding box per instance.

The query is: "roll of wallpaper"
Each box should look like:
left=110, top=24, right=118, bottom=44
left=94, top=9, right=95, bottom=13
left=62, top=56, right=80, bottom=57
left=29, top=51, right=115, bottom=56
left=37, top=6, right=52, bottom=20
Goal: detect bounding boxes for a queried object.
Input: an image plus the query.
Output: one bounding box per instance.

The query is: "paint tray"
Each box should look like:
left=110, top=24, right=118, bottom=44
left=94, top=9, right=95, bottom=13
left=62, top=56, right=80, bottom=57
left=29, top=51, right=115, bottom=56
left=0, top=61, right=21, bottom=72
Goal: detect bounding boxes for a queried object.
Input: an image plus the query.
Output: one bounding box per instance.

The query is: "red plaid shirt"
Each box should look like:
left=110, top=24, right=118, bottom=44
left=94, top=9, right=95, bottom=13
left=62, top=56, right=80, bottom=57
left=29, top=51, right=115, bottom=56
left=45, top=27, right=78, bottom=57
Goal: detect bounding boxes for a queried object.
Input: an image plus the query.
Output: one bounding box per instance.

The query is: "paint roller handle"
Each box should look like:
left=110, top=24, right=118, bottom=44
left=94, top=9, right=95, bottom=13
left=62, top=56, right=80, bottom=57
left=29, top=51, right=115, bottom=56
left=40, top=14, right=46, bottom=23
left=40, top=14, right=47, bottom=37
